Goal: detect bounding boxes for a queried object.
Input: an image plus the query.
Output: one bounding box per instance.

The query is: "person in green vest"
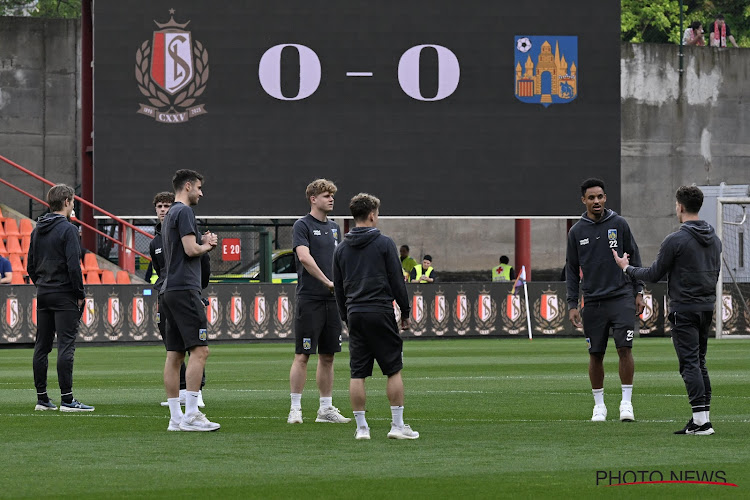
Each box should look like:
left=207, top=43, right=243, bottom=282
left=399, top=245, right=418, bottom=281
left=410, top=255, right=435, bottom=283
left=492, top=255, right=516, bottom=282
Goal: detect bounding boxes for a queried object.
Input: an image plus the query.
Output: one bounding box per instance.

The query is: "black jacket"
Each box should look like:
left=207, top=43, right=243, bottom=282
left=149, top=222, right=210, bottom=292
left=27, top=213, right=85, bottom=299
left=566, top=208, right=643, bottom=308
left=332, top=227, right=410, bottom=321
left=626, top=220, right=721, bottom=312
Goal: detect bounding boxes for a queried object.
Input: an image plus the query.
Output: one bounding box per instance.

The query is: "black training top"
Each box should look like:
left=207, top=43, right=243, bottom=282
left=161, top=202, right=202, bottom=293
left=27, top=213, right=85, bottom=299
left=292, top=213, right=341, bottom=299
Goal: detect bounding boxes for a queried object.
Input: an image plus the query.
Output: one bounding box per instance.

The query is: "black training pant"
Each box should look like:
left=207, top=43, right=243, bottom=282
left=669, top=310, right=713, bottom=412
left=33, top=292, right=80, bottom=397
left=157, top=295, right=205, bottom=390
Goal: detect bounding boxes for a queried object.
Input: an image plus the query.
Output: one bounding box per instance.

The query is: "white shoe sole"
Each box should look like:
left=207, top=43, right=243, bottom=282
left=288, top=418, right=303, bottom=424
left=315, top=417, right=351, bottom=423
left=167, top=422, right=182, bottom=431
left=34, top=405, right=57, bottom=411
left=60, top=406, right=94, bottom=412
left=620, top=413, right=634, bottom=422
left=355, top=434, right=371, bottom=440
left=179, top=424, right=220, bottom=432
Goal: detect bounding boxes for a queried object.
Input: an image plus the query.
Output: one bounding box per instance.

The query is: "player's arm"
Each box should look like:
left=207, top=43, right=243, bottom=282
left=295, top=245, right=334, bottom=291
left=565, top=229, right=582, bottom=328
left=64, top=226, right=85, bottom=302
left=181, top=233, right=216, bottom=257
left=332, top=250, right=347, bottom=323
left=26, top=232, right=37, bottom=284
left=0, top=268, right=11, bottom=284
left=612, top=235, right=675, bottom=283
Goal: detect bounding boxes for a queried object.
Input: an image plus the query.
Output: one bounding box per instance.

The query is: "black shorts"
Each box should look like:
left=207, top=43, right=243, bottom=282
left=161, top=290, right=208, bottom=352
left=581, top=296, right=636, bottom=354
left=294, top=297, right=342, bottom=355
left=348, top=311, right=403, bottom=378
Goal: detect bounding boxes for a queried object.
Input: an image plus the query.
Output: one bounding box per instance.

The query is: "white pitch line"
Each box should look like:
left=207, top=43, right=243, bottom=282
left=346, top=72, right=373, bottom=77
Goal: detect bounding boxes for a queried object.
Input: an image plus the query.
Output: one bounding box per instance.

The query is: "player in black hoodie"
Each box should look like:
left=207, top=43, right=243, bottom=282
left=614, top=186, right=721, bottom=435
left=27, top=184, right=93, bottom=412
left=333, top=193, right=417, bottom=440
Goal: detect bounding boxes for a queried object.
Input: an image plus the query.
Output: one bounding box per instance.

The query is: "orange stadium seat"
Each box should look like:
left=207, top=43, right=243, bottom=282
left=3, top=218, right=19, bottom=237
left=9, top=255, right=24, bottom=272
left=6, top=236, right=23, bottom=255
left=19, top=219, right=33, bottom=236
left=83, top=252, right=100, bottom=272
left=21, top=235, right=30, bottom=254
left=115, top=271, right=131, bottom=284
left=0, top=221, right=6, bottom=239
left=100, top=270, right=116, bottom=284
left=86, top=271, right=101, bottom=284
left=0, top=238, right=7, bottom=257
left=11, top=272, right=25, bottom=285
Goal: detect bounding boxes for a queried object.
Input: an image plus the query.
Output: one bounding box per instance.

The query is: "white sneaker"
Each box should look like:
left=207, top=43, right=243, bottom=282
left=355, top=426, right=371, bottom=440
left=591, top=404, right=607, bottom=422
left=197, top=390, right=205, bottom=408
left=167, top=418, right=182, bottom=431
left=315, top=406, right=352, bottom=423
left=287, top=408, right=303, bottom=424
left=160, top=401, right=169, bottom=407
left=619, top=401, right=634, bottom=422
left=179, top=411, right=220, bottom=432
left=387, top=424, right=420, bottom=440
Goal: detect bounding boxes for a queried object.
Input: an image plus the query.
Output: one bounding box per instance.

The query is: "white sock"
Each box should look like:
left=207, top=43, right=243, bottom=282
left=621, top=384, right=633, bottom=403
left=706, top=410, right=710, bottom=421
left=592, top=388, right=604, bottom=406
left=290, top=393, right=302, bottom=410
left=185, top=390, right=200, bottom=416
left=693, top=410, right=707, bottom=426
left=354, top=410, right=367, bottom=428
left=319, top=396, right=332, bottom=410
left=179, top=388, right=187, bottom=402
left=391, top=406, right=404, bottom=428
left=167, top=397, right=183, bottom=421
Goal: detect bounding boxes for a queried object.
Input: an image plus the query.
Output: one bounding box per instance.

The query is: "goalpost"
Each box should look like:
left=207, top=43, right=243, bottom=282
left=715, top=197, right=750, bottom=339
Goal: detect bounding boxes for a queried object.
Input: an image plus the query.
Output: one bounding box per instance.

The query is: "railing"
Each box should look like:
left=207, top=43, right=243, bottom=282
left=0, top=154, right=153, bottom=270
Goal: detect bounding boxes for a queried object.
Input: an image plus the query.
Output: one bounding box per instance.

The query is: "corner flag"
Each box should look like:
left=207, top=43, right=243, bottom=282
left=512, top=266, right=526, bottom=295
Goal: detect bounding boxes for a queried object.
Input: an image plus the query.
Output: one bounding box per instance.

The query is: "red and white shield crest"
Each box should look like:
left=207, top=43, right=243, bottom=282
left=392, top=300, right=401, bottom=323
left=277, top=296, right=289, bottom=324
left=412, top=295, right=424, bottom=323
left=254, top=296, right=266, bottom=324
left=206, top=297, right=219, bottom=326
left=540, top=293, right=559, bottom=321
left=456, top=293, right=468, bottom=322
left=151, top=30, right=194, bottom=95
left=230, top=296, right=243, bottom=325
left=478, top=293, right=492, bottom=322
left=434, top=295, right=446, bottom=322
left=506, top=294, right=522, bottom=322
left=722, top=294, right=733, bottom=323
left=639, top=294, right=653, bottom=322
left=5, top=298, right=19, bottom=328
left=107, top=297, right=121, bottom=326
left=31, top=297, right=37, bottom=327
left=82, top=298, right=95, bottom=327
left=131, top=297, right=145, bottom=327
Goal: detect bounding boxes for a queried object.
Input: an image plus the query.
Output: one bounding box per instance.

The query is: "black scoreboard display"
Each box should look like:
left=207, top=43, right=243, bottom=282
left=94, top=1, right=620, bottom=217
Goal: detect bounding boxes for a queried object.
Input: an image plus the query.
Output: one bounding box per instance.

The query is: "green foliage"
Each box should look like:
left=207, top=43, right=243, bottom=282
left=0, top=0, right=80, bottom=18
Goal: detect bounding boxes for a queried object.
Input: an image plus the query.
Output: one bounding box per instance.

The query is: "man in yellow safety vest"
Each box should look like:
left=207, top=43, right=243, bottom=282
left=492, top=255, right=516, bottom=282
left=410, top=255, right=435, bottom=283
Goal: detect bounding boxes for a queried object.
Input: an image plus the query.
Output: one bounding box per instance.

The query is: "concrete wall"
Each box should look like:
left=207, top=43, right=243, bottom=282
left=1, top=19, right=749, bottom=276
left=0, top=17, right=80, bottom=216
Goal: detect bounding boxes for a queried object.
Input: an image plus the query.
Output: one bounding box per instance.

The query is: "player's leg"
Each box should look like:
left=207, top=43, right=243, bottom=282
left=161, top=291, right=187, bottom=429
left=288, top=297, right=313, bottom=422
left=582, top=302, right=608, bottom=421
left=55, top=294, right=93, bottom=412
left=348, top=312, right=373, bottom=439
left=315, top=300, right=349, bottom=423
left=698, top=311, right=713, bottom=422
left=33, top=294, right=56, bottom=410
left=611, top=297, right=636, bottom=421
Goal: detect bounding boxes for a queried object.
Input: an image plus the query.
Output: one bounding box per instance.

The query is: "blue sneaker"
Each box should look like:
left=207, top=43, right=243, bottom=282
left=34, top=400, right=58, bottom=411
left=60, top=399, right=95, bottom=412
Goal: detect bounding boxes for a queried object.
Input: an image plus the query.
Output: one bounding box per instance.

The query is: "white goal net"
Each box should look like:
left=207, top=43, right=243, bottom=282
left=716, top=197, right=750, bottom=339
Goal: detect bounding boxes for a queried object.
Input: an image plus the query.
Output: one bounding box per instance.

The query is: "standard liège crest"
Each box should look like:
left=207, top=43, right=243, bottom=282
left=474, top=289, right=498, bottom=335
left=501, top=293, right=526, bottom=335
left=226, top=289, right=247, bottom=339
left=533, top=287, right=565, bottom=334
left=638, top=289, right=659, bottom=335
left=431, top=289, right=450, bottom=336
left=136, top=10, right=208, bottom=123
left=273, top=290, right=292, bottom=338
left=79, top=294, right=99, bottom=341
left=250, top=289, right=269, bottom=339
left=720, top=293, right=738, bottom=334
left=410, top=291, right=427, bottom=336
left=127, top=294, right=150, bottom=340
left=106, top=293, right=124, bottom=341
left=1, top=294, right=23, bottom=343
left=453, top=289, right=471, bottom=336
left=205, top=292, right=221, bottom=340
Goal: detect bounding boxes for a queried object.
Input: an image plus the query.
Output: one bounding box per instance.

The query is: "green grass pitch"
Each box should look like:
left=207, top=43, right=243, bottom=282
left=0, top=338, right=748, bottom=499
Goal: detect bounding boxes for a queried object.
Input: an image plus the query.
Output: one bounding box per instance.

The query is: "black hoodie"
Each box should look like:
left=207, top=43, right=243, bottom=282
left=626, top=220, right=721, bottom=312
left=332, top=227, right=410, bottom=322
left=27, top=213, right=85, bottom=299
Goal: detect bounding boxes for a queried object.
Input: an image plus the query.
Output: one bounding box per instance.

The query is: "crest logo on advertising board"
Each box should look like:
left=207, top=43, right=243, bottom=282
left=225, top=290, right=246, bottom=339
left=410, top=291, right=427, bottom=336
left=205, top=293, right=221, bottom=340
left=136, top=10, right=209, bottom=123
left=106, top=293, right=124, bottom=341
left=127, top=295, right=150, bottom=340
left=474, top=289, right=498, bottom=335
left=431, top=290, right=450, bottom=336
left=2, top=294, right=23, bottom=342
left=501, top=293, right=526, bottom=335
left=453, top=289, right=471, bottom=336
left=250, top=289, right=269, bottom=339
left=79, top=295, right=99, bottom=341
left=393, top=300, right=402, bottom=324
left=638, top=289, right=659, bottom=335
left=514, top=36, right=577, bottom=107
left=273, top=290, right=293, bottom=338
left=721, top=293, right=738, bottom=334
left=534, top=287, right=565, bottom=334
left=29, top=296, right=38, bottom=328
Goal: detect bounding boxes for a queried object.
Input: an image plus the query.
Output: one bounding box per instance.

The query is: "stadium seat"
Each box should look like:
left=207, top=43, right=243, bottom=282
left=0, top=238, right=7, bottom=257
left=115, top=271, right=131, bottom=284
left=0, top=220, right=5, bottom=239
left=11, top=272, right=25, bottom=284
left=3, top=218, right=19, bottom=237
left=100, top=270, right=116, bottom=284
left=83, top=252, right=100, bottom=272
left=19, top=218, right=33, bottom=236
left=9, top=255, right=24, bottom=272
left=6, top=236, right=22, bottom=255
left=21, top=235, right=30, bottom=254
left=86, top=271, right=101, bottom=284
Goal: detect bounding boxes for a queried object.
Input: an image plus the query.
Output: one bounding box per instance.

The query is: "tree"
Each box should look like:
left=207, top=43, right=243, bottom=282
left=0, top=0, right=81, bottom=18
